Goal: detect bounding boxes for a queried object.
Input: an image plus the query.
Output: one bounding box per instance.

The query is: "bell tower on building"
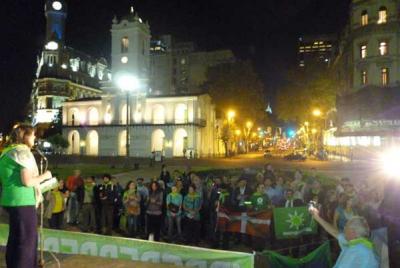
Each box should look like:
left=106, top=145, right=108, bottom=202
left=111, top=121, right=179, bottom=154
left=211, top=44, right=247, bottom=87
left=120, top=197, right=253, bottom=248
left=45, top=0, right=67, bottom=49
left=111, top=7, right=151, bottom=92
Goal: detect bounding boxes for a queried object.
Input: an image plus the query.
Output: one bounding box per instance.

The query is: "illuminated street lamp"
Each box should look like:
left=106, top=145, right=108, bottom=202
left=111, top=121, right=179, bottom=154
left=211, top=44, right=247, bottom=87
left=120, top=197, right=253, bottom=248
left=311, top=128, right=317, bottom=134
left=246, top=121, right=253, bottom=129
left=116, top=72, right=140, bottom=162
left=312, top=109, right=322, bottom=117
left=227, top=110, right=236, bottom=122
left=235, top=129, right=242, bottom=136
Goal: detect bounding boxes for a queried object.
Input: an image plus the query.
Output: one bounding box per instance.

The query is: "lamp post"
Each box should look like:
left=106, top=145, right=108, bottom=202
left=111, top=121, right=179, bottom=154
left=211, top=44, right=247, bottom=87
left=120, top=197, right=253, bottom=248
left=244, top=121, right=253, bottom=153
left=235, top=129, right=242, bottom=153
left=312, top=108, right=324, bottom=151
left=226, top=110, right=235, bottom=156
left=116, top=73, right=140, bottom=164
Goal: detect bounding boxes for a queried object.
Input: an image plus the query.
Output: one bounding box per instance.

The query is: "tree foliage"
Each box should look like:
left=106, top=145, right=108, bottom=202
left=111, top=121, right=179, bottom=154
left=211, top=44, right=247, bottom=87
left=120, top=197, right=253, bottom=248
left=205, top=61, right=267, bottom=123
left=47, top=134, right=69, bottom=154
left=276, top=66, right=337, bottom=123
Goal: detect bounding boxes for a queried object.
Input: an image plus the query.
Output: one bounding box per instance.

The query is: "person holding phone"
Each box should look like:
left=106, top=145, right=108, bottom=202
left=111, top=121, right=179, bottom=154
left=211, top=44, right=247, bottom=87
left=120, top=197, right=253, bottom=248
left=309, top=206, right=379, bottom=268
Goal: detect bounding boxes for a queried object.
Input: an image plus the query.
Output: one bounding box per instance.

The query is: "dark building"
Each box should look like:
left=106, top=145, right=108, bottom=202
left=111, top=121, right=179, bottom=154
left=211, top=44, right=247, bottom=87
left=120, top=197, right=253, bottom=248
left=298, top=34, right=337, bottom=69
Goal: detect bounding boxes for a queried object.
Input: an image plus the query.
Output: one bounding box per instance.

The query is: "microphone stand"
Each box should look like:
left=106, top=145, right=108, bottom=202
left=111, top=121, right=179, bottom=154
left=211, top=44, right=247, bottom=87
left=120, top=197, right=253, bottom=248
left=36, top=149, right=47, bottom=268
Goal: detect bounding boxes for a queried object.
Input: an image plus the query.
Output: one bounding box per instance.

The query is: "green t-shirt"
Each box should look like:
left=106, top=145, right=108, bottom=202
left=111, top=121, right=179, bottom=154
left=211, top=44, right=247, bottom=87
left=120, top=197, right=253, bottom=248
left=0, top=147, right=36, bottom=207
left=250, top=192, right=269, bottom=212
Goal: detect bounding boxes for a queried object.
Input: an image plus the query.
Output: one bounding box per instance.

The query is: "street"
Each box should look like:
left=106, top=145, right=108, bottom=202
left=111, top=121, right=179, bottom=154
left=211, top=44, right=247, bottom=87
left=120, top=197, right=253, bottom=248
left=115, top=152, right=383, bottom=187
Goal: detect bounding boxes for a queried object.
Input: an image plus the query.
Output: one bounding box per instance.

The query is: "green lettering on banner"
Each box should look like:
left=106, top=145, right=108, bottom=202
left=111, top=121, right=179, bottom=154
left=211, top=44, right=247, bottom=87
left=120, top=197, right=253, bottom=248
left=0, top=224, right=253, bottom=268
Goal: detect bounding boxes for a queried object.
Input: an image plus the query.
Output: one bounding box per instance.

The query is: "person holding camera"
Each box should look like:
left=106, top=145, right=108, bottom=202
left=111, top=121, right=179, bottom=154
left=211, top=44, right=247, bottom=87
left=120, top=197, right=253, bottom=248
left=309, top=207, right=379, bottom=267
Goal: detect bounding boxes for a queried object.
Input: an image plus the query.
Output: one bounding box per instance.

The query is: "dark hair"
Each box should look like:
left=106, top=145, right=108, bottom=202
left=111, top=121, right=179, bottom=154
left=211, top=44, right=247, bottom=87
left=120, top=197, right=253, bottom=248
left=257, top=183, right=265, bottom=189
left=6, top=123, right=35, bottom=146
left=87, top=176, right=95, bottom=181
left=103, top=174, right=112, bottom=180
left=286, top=188, right=294, bottom=195
left=149, top=181, right=160, bottom=194
left=125, top=180, right=136, bottom=191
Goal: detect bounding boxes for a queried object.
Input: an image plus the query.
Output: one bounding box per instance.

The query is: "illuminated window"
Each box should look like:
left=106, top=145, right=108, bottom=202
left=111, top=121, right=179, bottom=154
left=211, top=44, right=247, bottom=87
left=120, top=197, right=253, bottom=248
left=361, top=10, right=368, bottom=26
left=381, top=68, right=389, bottom=86
left=378, top=7, right=387, bottom=24
left=121, top=37, right=129, bottom=53
left=379, top=41, right=388, bottom=56
left=360, top=45, right=367, bottom=59
left=361, top=70, right=367, bottom=85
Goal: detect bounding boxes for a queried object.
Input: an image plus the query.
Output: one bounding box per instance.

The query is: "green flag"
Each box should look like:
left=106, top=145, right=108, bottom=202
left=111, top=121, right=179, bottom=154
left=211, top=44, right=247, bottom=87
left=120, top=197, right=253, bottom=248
left=273, top=206, right=317, bottom=240
left=262, top=241, right=332, bottom=268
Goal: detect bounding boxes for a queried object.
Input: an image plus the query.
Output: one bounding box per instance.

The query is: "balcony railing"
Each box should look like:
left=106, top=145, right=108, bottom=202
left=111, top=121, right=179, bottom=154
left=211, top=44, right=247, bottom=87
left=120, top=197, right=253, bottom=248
left=65, top=118, right=206, bottom=127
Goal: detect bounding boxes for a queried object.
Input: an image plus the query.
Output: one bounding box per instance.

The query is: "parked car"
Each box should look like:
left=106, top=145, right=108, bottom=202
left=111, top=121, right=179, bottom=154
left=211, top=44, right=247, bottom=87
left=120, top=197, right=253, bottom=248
left=284, top=152, right=306, bottom=161
left=264, top=149, right=272, bottom=158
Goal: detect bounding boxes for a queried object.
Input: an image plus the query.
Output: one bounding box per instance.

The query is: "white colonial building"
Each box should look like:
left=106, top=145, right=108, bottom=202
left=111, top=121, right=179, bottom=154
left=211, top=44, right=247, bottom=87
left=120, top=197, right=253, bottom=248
left=55, top=6, right=226, bottom=158
left=62, top=93, right=221, bottom=158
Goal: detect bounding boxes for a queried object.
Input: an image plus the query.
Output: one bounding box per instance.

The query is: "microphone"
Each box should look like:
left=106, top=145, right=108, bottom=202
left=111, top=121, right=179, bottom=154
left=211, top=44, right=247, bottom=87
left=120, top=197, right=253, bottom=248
left=35, top=148, right=48, bottom=162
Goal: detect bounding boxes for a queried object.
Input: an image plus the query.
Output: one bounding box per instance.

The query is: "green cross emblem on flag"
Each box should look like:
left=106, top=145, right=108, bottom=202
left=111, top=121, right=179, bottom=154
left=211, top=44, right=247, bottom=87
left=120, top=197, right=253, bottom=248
left=273, top=207, right=317, bottom=239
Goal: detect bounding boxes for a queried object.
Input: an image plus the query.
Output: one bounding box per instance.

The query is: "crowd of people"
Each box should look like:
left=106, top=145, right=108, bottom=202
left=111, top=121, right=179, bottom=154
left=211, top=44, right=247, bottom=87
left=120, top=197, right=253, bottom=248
left=0, top=124, right=388, bottom=268
left=43, top=163, right=385, bottom=253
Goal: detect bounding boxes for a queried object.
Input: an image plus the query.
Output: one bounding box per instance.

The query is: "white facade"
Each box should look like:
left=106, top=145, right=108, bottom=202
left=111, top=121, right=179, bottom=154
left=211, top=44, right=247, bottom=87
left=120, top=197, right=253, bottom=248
left=62, top=94, right=222, bottom=158
left=111, top=10, right=150, bottom=91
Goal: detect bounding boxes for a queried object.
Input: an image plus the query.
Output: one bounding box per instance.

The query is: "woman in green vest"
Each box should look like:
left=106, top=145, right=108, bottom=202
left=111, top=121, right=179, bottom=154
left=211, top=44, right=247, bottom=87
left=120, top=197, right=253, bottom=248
left=183, top=184, right=202, bottom=245
left=166, top=186, right=183, bottom=241
left=0, top=124, right=52, bottom=267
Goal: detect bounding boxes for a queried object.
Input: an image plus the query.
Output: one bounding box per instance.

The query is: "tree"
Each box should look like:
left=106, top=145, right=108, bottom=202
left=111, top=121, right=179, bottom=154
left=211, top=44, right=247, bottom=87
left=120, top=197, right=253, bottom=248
left=205, top=61, right=268, bottom=124
left=276, top=66, right=337, bottom=123
left=47, top=134, right=69, bottom=154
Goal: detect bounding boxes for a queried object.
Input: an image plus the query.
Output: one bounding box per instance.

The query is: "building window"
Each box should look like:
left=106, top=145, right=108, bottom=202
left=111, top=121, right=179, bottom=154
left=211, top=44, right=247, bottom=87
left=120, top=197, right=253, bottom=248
left=378, top=7, right=387, bottom=24
left=46, top=97, right=53, bottom=109
left=121, top=37, right=129, bottom=53
left=361, top=70, right=367, bottom=85
left=360, top=45, right=367, bottom=59
left=361, top=10, right=368, bottom=26
left=379, top=41, right=388, bottom=56
left=381, top=68, right=389, bottom=86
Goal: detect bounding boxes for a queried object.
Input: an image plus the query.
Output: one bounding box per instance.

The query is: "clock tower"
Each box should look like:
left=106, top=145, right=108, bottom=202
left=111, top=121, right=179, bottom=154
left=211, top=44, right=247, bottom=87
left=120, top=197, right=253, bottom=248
left=111, top=7, right=151, bottom=92
left=44, top=0, right=67, bottom=49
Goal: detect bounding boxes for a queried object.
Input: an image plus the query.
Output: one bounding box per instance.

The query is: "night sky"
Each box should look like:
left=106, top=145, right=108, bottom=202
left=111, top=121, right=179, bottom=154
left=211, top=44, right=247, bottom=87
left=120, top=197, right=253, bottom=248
left=0, top=0, right=350, bottom=133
